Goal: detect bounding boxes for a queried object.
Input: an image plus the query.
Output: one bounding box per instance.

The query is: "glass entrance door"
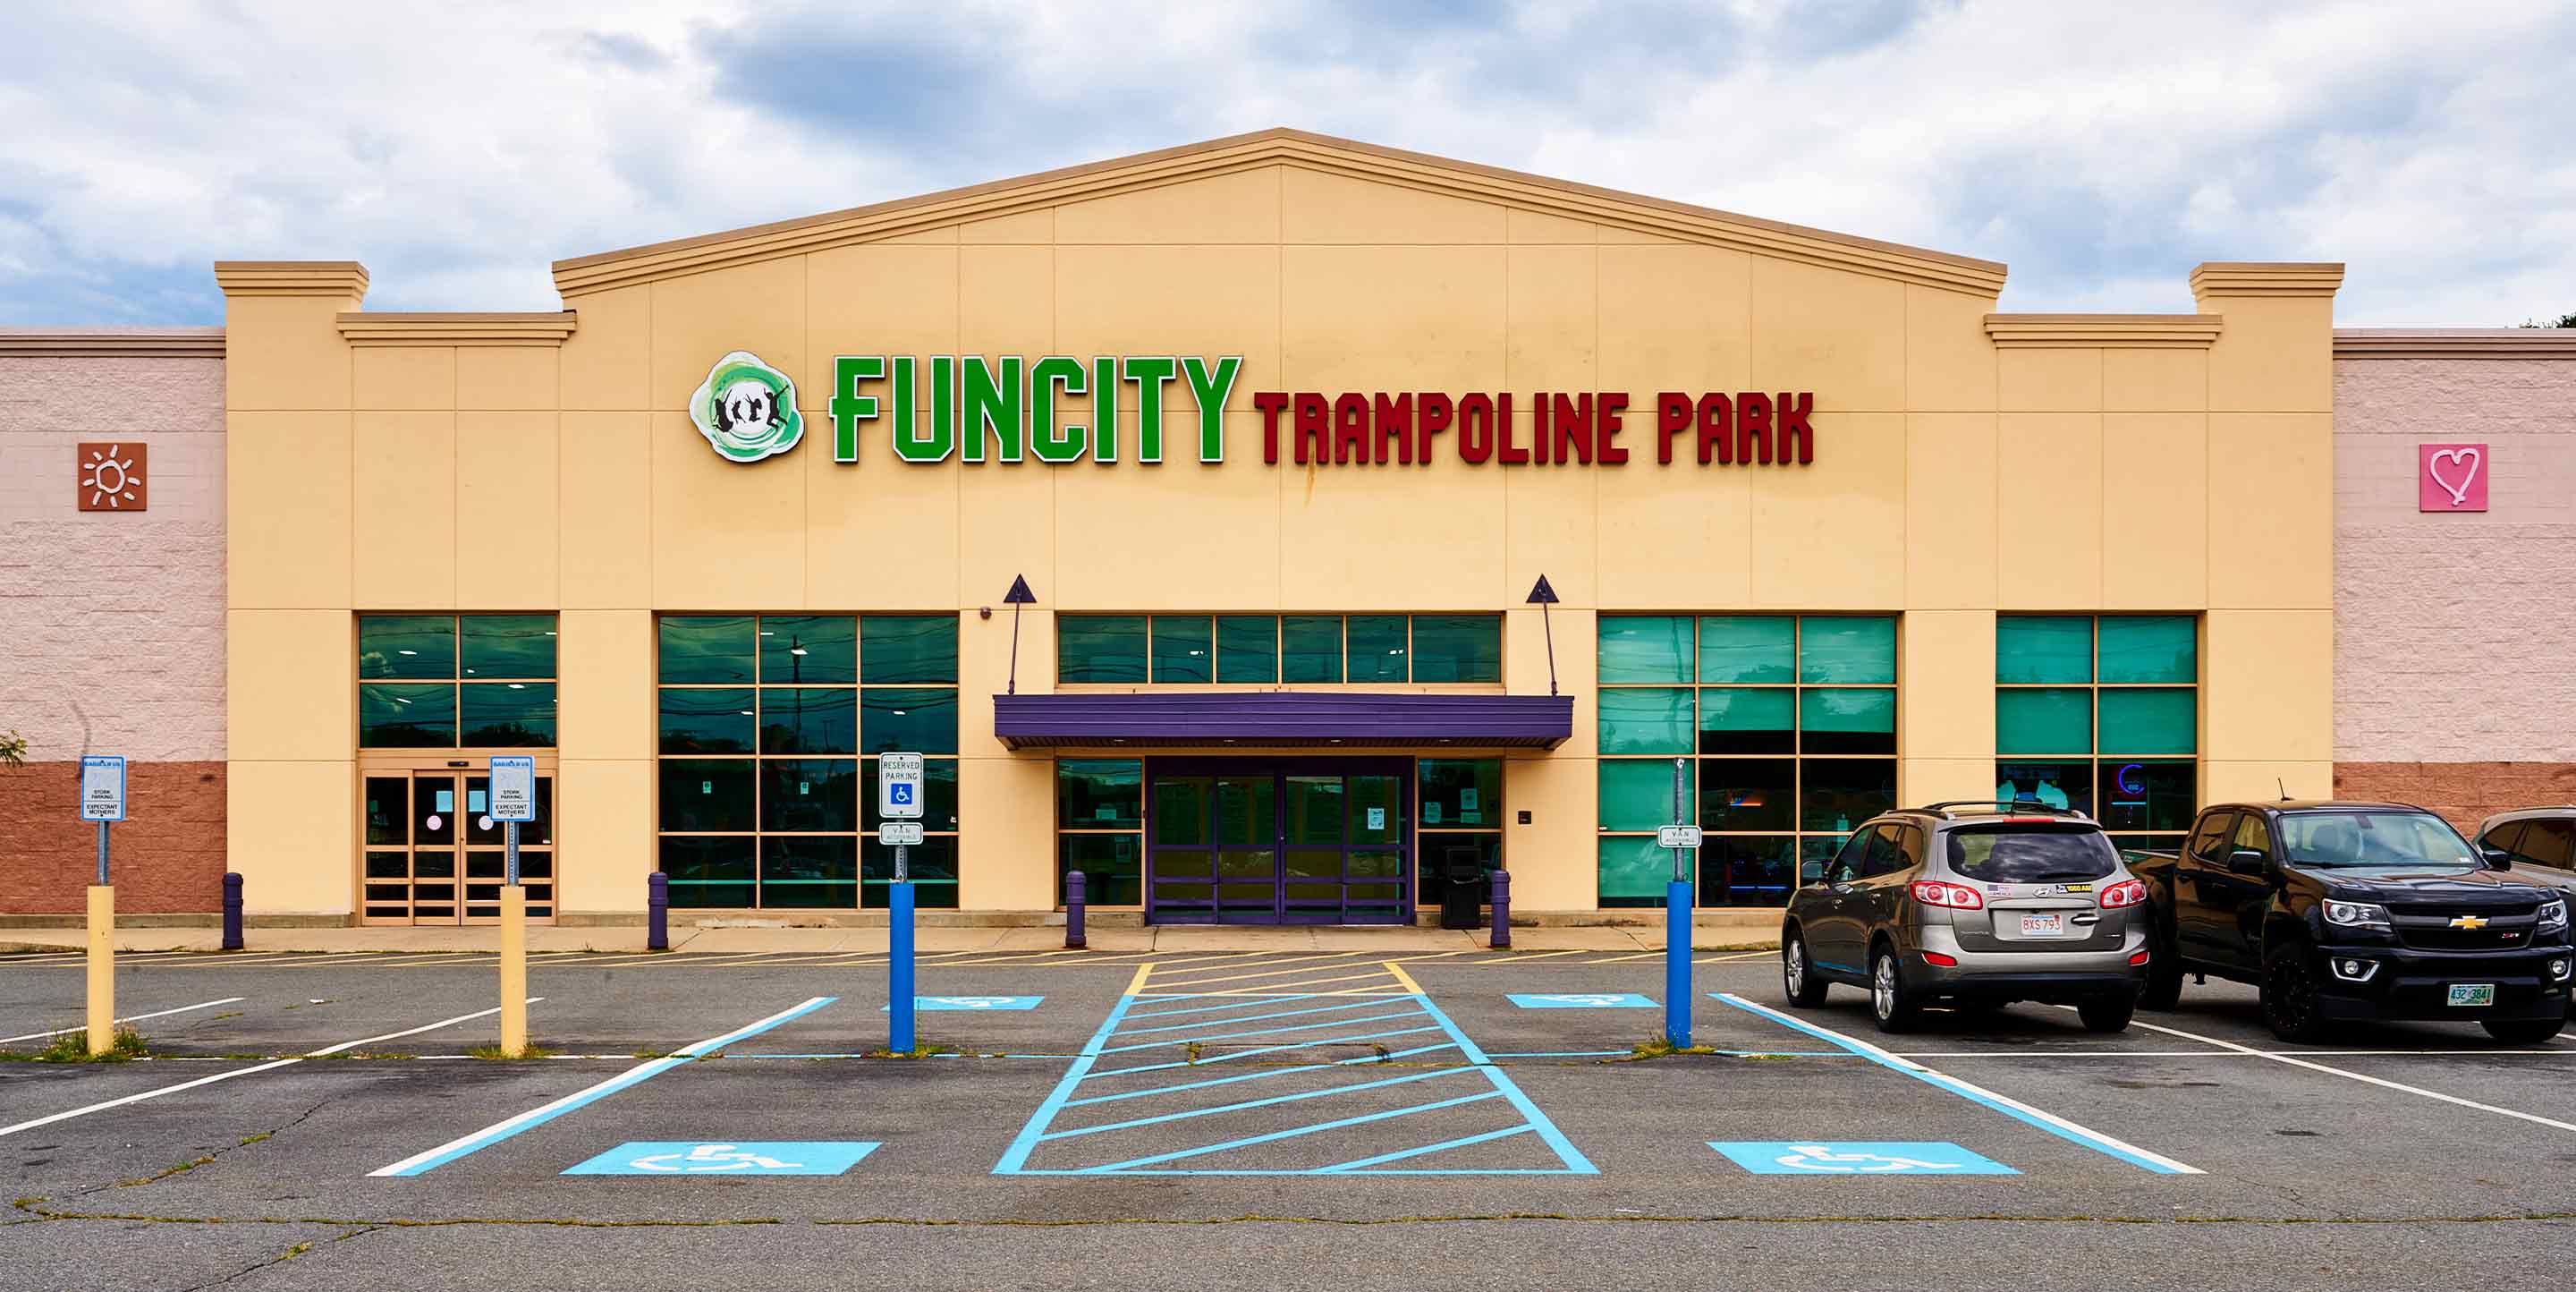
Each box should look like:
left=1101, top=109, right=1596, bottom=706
left=362, top=765, right=555, bottom=925
left=1147, top=760, right=1409, bottom=924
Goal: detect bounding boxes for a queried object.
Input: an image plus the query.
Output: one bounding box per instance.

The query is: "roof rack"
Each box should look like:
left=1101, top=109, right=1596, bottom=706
left=1913, top=800, right=2097, bottom=821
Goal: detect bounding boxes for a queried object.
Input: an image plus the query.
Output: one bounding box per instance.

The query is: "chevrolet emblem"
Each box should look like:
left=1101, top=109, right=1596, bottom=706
left=2449, top=914, right=2490, bottom=931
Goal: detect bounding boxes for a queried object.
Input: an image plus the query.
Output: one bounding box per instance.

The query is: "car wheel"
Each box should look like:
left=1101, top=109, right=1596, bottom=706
left=2259, top=940, right=2332, bottom=1044
left=2077, top=992, right=2135, bottom=1033
left=2480, top=1017, right=2565, bottom=1045
left=1869, top=948, right=1920, bottom=1033
left=2137, top=925, right=2183, bottom=1011
left=1782, top=932, right=1828, bottom=1007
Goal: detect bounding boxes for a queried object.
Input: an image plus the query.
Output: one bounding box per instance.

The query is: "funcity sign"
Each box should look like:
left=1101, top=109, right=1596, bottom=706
left=690, top=352, right=1816, bottom=470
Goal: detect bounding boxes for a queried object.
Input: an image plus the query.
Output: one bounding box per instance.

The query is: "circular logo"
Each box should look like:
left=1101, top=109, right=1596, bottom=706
left=689, top=351, right=804, bottom=462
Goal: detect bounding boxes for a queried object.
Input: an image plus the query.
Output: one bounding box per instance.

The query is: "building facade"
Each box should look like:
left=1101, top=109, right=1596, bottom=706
left=0, top=130, right=2566, bottom=927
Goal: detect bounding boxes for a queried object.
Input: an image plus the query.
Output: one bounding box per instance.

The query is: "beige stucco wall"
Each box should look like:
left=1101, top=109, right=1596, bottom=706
left=2334, top=355, right=2576, bottom=762
left=218, top=142, right=2341, bottom=919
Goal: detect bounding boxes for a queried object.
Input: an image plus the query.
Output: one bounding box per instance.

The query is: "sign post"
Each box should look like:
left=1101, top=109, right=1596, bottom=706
left=490, top=755, right=537, bottom=1056
left=1665, top=757, right=1693, bottom=1049
left=879, top=752, right=925, bottom=1054
left=80, top=756, right=125, bottom=1056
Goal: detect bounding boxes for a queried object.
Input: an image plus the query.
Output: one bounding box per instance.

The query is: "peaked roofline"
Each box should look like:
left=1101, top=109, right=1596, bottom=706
left=551, top=127, right=2007, bottom=297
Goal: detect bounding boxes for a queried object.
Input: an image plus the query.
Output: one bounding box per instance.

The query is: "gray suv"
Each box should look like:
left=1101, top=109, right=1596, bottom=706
left=1781, top=803, right=2151, bottom=1033
left=2474, top=809, right=2576, bottom=897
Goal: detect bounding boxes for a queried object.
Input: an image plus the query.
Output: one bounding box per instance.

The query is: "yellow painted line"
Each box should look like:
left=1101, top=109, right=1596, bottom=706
left=1141, top=957, right=1372, bottom=989
left=1201, top=970, right=1401, bottom=995
left=1698, top=950, right=1775, bottom=963
left=1581, top=952, right=1663, bottom=964
left=1381, top=960, right=1426, bottom=995
left=1124, top=963, right=1155, bottom=996
left=393, top=956, right=501, bottom=969
left=1146, top=952, right=1360, bottom=978
left=1470, top=949, right=1587, bottom=965
left=937, top=948, right=1091, bottom=965
left=1380, top=950, right=1475, bottom=965
left=169, top=954, right=309, bottom=968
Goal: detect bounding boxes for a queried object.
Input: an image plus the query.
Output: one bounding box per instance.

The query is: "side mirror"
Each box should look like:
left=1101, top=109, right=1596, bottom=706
left=1799, top=860, right=1826, bottom=884
left=2226, top=848, right=2269, bottom=878
left=2481, top=846, right=2514, bottom=871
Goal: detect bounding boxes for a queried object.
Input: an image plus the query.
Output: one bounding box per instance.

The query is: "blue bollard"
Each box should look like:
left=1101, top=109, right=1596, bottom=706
left=221, top=873, right=243, bottom=951
left=890, top=881, right=917, bottom=1054
left=1064, top=870, right=1088, bottom=950
left=1489, top=868, right=1511, bottom=949
left=646, top=873, right=668, bottom=951
left=1665, top=879, right=1691, bottom=1048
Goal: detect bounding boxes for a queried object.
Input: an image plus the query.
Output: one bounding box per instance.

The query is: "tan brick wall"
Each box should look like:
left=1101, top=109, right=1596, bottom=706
left=0, top=353, right=227, bottom=913
left=2334, top=761, right=2576, bottom=834
left=2334, top=357, right=2576, bottom=763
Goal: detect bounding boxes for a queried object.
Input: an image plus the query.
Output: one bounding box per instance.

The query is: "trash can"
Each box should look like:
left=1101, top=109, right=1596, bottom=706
left=1439, top=846, right=1485, bottom=930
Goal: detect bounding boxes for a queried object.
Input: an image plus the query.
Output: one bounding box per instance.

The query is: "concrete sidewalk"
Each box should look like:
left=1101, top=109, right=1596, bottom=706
left=0, top=916, right=1780, bottom=956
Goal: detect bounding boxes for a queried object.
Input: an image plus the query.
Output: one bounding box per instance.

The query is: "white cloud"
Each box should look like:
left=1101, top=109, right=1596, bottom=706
left=0, top=0, right=2570, bottom=324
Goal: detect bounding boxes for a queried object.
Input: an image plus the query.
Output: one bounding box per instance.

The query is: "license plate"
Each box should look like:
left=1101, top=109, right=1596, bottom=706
left=2019, top=914, right=2064, bottom=937
left=2447, top=983, right=2496, bottom=1007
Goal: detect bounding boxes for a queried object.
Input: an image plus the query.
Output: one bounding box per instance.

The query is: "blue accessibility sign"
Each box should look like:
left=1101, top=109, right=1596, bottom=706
left=1709, top=1141, right=2016, bottom=1176
left=1507, top=992, right=1657, bottom=1009
left=564, top=1142, right=881, bottom=1177
left=886, top=995, right=1044, bottom=1012
left=889, top=783, right=915, bottom=805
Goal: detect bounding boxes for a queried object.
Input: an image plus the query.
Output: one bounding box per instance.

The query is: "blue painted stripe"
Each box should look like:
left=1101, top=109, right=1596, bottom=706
left=1111, top=999, right=1410, bottom=1037
left=992, top=992, right=1139, bottom=1175
left=369, top=997, right=835, bottom=1177
left=1410, top=991, right=1599, bottom=1175
left=1710, top=993, right=2202, bottom=1176
left=1095, top=1007, right=1429, bottom=1054
left=998, top=1166, right=1585, bottom=1176
left=1076, top=1091, right=1506, bottom=1173
left=1064, top=1043, right=1459, bottom=1108
left=1119, top=994, right=1330, bottom=1020
left=1318, top=1124, right=1535, bottom=1172
left=1083, top=1026, right=1450, bottom=1078
left=1040, top=1067, right=1479, bottom=1142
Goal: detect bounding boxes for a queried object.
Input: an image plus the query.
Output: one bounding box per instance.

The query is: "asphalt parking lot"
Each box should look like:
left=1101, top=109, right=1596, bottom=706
left=4, top=947, right=2573, bottom=1290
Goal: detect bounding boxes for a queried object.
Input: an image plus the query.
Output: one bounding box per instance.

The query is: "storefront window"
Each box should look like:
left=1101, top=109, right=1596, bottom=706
left=1055, top=614, right=1499, bottom=684
left=1996, top=615, right=2199, bottom=854
left=359, top=614, right=557, bottom=748
left=1596, top=615, right=1897, bottom=907
left=1418, top=758, right=1503, bottom=910
left=657, top=615, right=960, bottom=909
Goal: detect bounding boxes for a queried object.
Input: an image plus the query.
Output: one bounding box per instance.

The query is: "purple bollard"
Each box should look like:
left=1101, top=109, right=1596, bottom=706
left=647, top=872, right=669, bottom=951
left=222, top=872, right=244, bottom=951
left=1064, top=870, right=1088, bottom=950
left=1489, top=867, right=1511, bottom=949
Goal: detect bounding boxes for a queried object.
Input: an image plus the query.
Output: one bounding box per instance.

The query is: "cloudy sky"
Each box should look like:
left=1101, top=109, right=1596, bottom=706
left=3, top=0, right=2569, bottom=327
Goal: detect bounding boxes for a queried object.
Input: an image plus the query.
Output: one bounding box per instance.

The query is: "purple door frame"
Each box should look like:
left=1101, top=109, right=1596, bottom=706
left=1144, top=756, right=1413, bottom=925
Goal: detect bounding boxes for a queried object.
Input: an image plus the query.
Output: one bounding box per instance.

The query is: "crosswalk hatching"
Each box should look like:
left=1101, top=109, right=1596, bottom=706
left=992, top=958, right=1595, bottom=1176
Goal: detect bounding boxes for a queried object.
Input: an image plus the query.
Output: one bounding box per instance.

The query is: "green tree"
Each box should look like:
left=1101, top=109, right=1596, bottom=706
left=2521, top=313, right=2576, bottom=328
left=0, top=731, right=23, bottom=769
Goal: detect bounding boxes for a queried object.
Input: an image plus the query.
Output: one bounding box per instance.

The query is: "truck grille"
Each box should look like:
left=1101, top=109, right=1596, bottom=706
left=2396, top=925, right=2530, bottom=951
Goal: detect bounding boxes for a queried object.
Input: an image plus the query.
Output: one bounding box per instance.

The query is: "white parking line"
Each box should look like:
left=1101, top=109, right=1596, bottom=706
left=2100, top=1010, right=2576, bottom=1134
left=0, top=998, right=247, bottom=1045
left=0, top=999, right=538, bottom=1139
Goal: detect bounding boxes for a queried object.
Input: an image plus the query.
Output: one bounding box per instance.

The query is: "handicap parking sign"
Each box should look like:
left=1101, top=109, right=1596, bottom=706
left=564, top=1142, right=881, bottom=1177
left=892, top=995, right=1043, bottom=1012
left=1709, top=1141, right=2016, bottom=1176
left=1508, top=992, right=1657, bottom=1009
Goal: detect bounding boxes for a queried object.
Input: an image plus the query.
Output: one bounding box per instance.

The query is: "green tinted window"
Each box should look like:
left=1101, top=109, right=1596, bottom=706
left=1997, top=687, right=2092, bottom=755
left=1057, top=616, right=1147, bottom=684
left=2098, top=616, right=2195, bottom=684
left=359, top=684, right=454, bottom=747
left=760, top=688, right=857, bottom=754
left=1597, top=837, right=1674, bottom=907
left=1058, top=759, right=1143, bottom=830
left=660, top=688, right=757, bottom=754
left=1698, top=616, right=1793, bottom=684
left=1151, top=616, right=1214, bottom=684
left=1600, top=758, right=1691, bottom=831
left=1215, top=616, right=1278, bottom=683
left=1597, top=687, right=1693, bottom=754
left=461, top=683, right=555, bottom=747
left=1419, top=759, right=1500, bottom=827
left=659, top=759, right=754, bottom=832
left=1697, top=688, right=1794, bottom=754
left=860, top=616, right=956, bottom=684
left=1598, top=616, right=1690, bottom=683
left=1410, top=615, right=1500, bottom=683
left=1997, top=616, right=2091, bottom=684
left=460, top=616, right=555, bottom=679
left=762, top=760, right=858, bottom=833
left=1799, top=617, right=1895, bottom=684
left=860, top=687, right=958, bottom=755
left=360, top=616, right=454, bottom=680
left=759, top=837, right=856, bottom=908
left=1801, top=688, right=1895, bottom=755
left=661, top=616, right=756, bottom=684
left=1280, top=616, right=1343, bottom=683
left=2099, top=687, right=2196, bottom=754
left=660, top=837, right=754, bottom=907
left=759, top=616, right=855, bottom=684
left=1060, top=834, right=1142, bottom=906
left=1346, top=616, right=1408, bottom=682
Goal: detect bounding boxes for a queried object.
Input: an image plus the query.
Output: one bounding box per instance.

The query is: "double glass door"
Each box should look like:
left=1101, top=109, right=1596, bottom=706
left=1148, top=760, right=1409, bottom=924
left=361, top=761, right=555, bottom=925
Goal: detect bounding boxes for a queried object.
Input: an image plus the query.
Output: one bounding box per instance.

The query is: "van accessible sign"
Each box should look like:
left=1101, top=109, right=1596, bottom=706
left=696, top=352, right=1817, bottom=470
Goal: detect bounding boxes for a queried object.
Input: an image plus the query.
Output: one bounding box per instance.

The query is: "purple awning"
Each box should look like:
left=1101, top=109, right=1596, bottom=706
left=993, top=692, right=1573, bottom=750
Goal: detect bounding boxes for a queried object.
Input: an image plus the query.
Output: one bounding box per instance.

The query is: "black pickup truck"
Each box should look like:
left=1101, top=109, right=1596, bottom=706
left=2127, top=801, right=2573, bottom=1042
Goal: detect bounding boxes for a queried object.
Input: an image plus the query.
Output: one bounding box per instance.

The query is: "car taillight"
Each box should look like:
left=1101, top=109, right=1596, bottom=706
left=2129, top=949, right=2151, bottom=965
left=1909, top=880, right=1984, bottom=910
left=2098, top=880, right=2147, bottom=909
left=1923, top=951, right=1960, bottom=967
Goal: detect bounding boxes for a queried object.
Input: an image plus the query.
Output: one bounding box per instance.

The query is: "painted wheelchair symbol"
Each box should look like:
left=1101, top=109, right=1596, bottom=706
left=1772, top=1144, right=1966, bottom=1173
left=629, top=1143, right=805, bottom=1173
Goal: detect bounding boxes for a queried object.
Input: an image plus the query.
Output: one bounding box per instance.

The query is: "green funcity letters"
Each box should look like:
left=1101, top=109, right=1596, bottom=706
left=824, top=354, right=1242, bottom=466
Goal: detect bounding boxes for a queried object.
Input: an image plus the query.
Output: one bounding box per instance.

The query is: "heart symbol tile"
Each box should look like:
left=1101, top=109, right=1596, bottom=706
left=2428, top=446, right=2482, bottom=506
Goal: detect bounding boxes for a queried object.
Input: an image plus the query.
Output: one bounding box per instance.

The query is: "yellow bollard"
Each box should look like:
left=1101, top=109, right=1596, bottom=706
left=499, top=886, right=528, bottom=1055
left=86, top=885, right=114, bottom=1057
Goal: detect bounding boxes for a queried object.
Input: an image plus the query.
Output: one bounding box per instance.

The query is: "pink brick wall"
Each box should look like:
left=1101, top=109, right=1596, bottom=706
left=2334, top=357, right=2576, bottom=764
